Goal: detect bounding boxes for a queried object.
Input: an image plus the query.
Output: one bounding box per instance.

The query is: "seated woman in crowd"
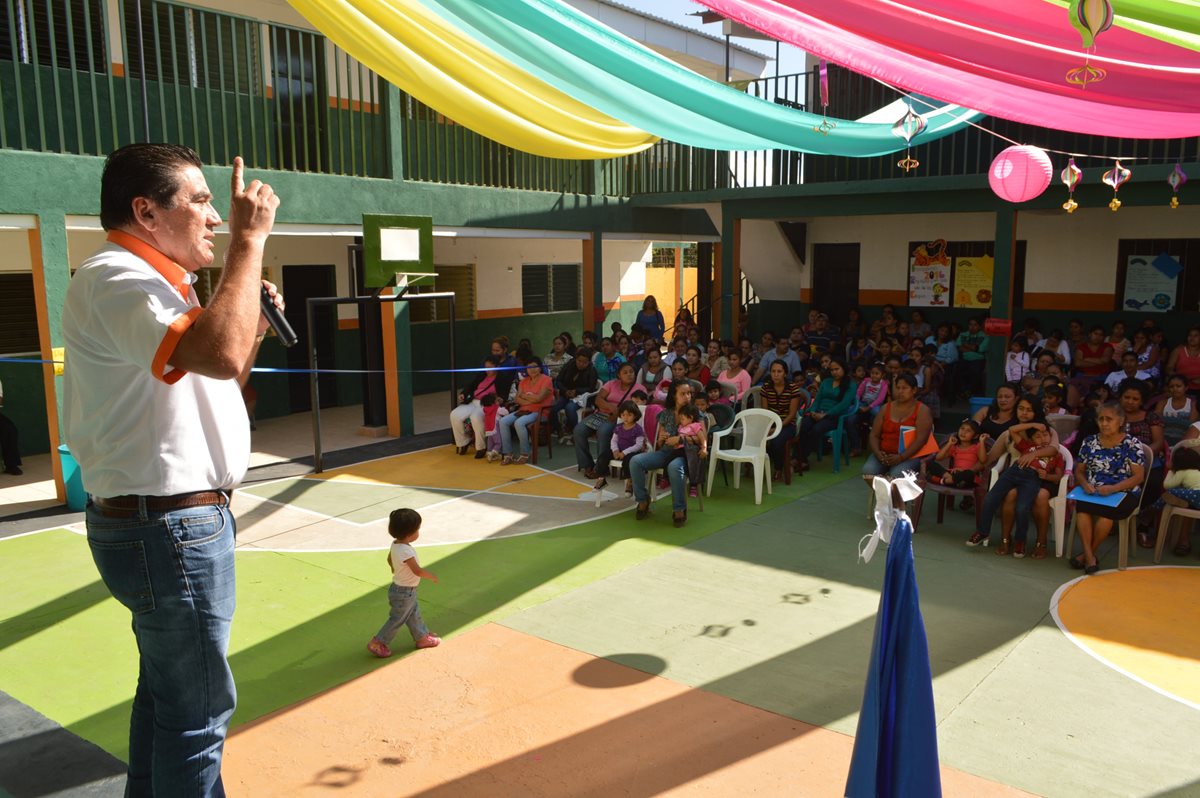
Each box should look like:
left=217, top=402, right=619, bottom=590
left=1130, top=327, right=1161, bottom=381
left=1157, top=374, right=1198, bottom=446
left=1070, top=401, right=1146, bottom=574
left=794, top=357, right=857, bottom=474
left=574, top=362, right=645, bottom=479
left=862, top=373, right=934, bottom=479
left=909, top=309, right=931, bottom=343
left=1152, top=442, right=1200, bottom=556
left=970, top=398, right=1062, bottom=557
left=1107, top=320, right=1131, bottom=364
left=684, top=344, right=711, bottom=387
left=450, top=355, right=500, bottom=457
left=1166, top=327, right=1200, bottom=395
left=973, top=383, right=1019, bottom=448
left=703, top=340, right=728, bottom=378
left=1075, top=325, right=1115, bottom=381
left=497, top=358, right=554, bottom=465
left=543, top=335, right=571, bottom=380
left=843, top=307, right=867, bottom=342
left=636, top=345, right=670, bottom=400
left=717, top=349, right=751, bottom=403
left=551, top=346, right=598, bottom=439
left=630, top=378, right=704, bottom=528
left=760, top=360, right=804, bottom=482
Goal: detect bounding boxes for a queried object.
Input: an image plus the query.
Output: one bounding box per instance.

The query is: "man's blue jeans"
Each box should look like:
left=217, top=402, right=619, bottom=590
left=85, top=500, right=237, bottom=798
left=978, top=466, right=1043, bottom=547
left=630, top=448, right=687, bottom=512
left=574, top=418, right=616, bottom=472
left=550, top=395, right=578, bottom=433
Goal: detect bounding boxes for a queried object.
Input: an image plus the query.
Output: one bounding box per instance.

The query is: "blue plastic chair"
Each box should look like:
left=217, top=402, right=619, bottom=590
left=815, top=407, right=858, bottom=473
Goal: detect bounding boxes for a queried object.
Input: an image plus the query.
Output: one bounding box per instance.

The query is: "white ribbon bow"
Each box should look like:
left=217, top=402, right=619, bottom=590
left=858, top=471, right=923, bottom=564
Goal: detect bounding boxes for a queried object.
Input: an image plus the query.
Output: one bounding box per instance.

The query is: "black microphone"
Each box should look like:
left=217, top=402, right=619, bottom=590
left=260, top=285, right=298, bottom=348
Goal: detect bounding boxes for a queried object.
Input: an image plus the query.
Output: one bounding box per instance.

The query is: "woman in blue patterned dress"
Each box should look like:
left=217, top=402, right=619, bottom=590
left=1071, top=401, right=1146, bottom=574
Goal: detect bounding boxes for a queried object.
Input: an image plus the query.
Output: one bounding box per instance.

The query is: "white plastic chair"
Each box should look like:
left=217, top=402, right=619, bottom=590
left=1065, top=441, right=1152, bottom=570
left=1154, top=504, right=1200, bottom=563
left=1046, top=444, right=1074, bottom=558
left=706, top=408, right=782, bottom=505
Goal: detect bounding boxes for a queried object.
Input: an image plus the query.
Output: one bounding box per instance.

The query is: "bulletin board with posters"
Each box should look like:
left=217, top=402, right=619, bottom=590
left=954, top=255, right=994, bottom=309
left=907, top=239, right=951, bottom=307
left=1122, top=253, right=1180, bottom=312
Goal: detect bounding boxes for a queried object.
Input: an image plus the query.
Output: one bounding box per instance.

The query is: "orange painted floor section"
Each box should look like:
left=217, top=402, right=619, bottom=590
left=223, top=624, right=1033, bottom=797
left=311, top=447, right=548, bottom=491
left=1057, top=566, right=1200, bottom=707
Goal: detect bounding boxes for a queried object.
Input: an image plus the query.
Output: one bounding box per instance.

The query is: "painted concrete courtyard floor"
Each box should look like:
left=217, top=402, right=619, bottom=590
left=3, top=443, right=1200, bottom=796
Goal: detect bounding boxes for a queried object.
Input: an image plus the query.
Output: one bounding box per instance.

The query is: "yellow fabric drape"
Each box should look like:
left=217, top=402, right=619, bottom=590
left=286, top=0, right=658, bottom=159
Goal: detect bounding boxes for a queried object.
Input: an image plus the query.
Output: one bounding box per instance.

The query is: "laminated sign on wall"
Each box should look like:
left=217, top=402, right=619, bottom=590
left=1124, top=254, right=1181, bottom=312
left=908, top=239, right=951, bottom=307
left=954, top=255, right=994, bottom=309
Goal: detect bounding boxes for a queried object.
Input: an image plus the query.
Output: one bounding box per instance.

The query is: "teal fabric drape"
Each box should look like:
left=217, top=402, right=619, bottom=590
left=420, top=0, right=982, bottom=156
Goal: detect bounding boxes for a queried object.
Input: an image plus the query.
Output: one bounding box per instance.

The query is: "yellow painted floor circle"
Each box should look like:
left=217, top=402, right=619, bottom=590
left=1053, top=566, right=1200, bottom=709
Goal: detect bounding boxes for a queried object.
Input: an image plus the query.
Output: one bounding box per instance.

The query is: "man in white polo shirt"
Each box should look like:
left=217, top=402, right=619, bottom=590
left=62, top=143, right=279, bottom=797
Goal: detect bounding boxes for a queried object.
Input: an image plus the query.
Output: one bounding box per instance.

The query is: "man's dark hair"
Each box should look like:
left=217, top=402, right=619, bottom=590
left=100, top=143, right=203, bottom=231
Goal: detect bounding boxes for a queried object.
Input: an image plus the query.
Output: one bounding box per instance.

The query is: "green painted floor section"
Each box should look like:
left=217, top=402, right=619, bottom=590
left=241, top=478, right=470, bottom=521
left=502, top=478, right=1200, bottom=798
left=0, top=469, right=849, bottom=763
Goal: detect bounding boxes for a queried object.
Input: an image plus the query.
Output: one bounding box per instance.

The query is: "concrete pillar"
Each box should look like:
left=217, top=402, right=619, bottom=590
left=988, top=207, right=1017, bottom=393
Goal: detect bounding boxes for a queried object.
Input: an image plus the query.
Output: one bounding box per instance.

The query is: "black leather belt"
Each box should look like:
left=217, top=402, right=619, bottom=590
left=93, top=490, right=230, bottom=516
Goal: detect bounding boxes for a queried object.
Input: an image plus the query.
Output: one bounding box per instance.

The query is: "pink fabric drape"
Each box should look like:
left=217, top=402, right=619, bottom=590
left=699, top=0, right=1200, bottom=138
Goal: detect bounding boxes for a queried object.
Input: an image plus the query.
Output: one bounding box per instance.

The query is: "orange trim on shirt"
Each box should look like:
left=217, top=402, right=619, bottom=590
left=107, top=230, right=191, bottom=300
left=154, top=307, right=202, bottom=384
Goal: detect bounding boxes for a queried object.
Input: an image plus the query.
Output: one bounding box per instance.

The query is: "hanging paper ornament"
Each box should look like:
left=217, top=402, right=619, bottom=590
left=892, top=106, right=926, bottom=172
left=988, top=145, right=1053, bottom=203
left=1061, top=158, right=1082, bottom=213
left=1168, top=163, right=1188, bottom=209
left=1065, top=0, right=1112, bottom=87
left=1102, top=160, right=1131, bottom=211
left=1065, top=63, right=1107, bottom=88
left=812, top=59, right=835, bottom=135
left=1069, top=0, right=1114, bottom=49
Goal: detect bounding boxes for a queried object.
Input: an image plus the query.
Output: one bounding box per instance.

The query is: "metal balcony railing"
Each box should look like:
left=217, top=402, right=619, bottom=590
left=1, top=0, right=388, bottom=176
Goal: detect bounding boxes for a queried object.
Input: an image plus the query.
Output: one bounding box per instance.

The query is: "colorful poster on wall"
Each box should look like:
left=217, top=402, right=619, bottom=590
left=908, top=239, right=951, bottom=307
left=954, top=255, right=994, bottom=308
left=1123, top=254, right=1180, bottom=312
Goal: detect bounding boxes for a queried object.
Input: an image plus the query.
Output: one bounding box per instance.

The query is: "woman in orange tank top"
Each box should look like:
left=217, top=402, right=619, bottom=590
left=863, top=373, right=934, bottom=479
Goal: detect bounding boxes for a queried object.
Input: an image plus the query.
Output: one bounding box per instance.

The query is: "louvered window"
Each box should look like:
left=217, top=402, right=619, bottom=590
left=522, top=264, right=580, bottom=314
left=0, top=0, right=108, bottom=73
left=122, top=0, right=260, bottom=95
left=0, top=274, right=39, bottom=354
left=409, top=265, right=475, bottom=323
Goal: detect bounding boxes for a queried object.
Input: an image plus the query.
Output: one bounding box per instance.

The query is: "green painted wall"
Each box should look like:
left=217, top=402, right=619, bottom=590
left=0, top=362, right=49, bottom=456
left=410, top=311, right=582, bottom=395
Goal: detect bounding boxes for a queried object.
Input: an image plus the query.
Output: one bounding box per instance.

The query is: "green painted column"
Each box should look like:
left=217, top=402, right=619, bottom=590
left=37, top=213, right=69, bottom=420
left=988, top=206, right=1017, bottom=393
left=385, top=84, right=404, bottom=181
left=720, top=205, right=735, bottom=340
left=592, top=231, right=604, bottom=337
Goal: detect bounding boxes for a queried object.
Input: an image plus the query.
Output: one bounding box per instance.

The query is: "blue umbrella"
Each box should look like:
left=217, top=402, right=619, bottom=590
left=846, top=512, right=941, bottom=797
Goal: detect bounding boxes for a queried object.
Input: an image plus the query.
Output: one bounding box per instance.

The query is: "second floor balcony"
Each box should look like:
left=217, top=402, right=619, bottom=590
left=3, top=1, right=1196, bottom=196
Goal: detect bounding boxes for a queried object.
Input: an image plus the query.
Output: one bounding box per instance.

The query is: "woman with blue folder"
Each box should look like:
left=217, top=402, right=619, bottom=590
left=1071, top=401, right=1146, bottom=574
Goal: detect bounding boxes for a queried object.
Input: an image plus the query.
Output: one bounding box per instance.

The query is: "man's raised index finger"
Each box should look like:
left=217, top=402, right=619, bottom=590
left=231, top=156, right=244, bottom=195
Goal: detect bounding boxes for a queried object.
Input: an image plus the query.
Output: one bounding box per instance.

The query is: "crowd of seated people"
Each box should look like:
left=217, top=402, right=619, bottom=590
left=445, top=295, right=1200, bottom=547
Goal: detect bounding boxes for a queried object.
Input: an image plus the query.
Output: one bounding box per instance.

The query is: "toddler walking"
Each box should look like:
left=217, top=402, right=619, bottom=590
left=367, top=509, right=441, bottom=658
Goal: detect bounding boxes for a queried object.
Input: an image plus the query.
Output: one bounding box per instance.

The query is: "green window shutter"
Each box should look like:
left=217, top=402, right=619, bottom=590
left=522, top=264, right=549, bottom=314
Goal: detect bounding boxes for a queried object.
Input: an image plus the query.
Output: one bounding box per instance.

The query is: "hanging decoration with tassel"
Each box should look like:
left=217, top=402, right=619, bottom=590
left=1066, top=0, right=1113, bottom=88
left=1061, top=158, right=1082, bottom=213
left=892, top=105, right=926, bottom=172
left=813, top=59, right=835, bottom=135
left=1102, top=160, right=1131, bottom=211
left=1168, top=164, right=1188, bottom=209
